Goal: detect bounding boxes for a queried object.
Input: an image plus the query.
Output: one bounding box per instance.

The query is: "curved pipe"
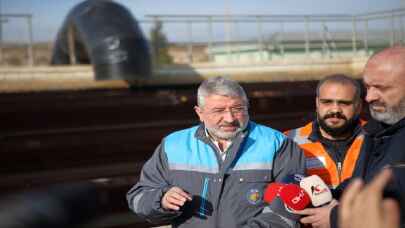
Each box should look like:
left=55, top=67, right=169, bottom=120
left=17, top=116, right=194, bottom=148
left=51, top=0, right=151, bottom=81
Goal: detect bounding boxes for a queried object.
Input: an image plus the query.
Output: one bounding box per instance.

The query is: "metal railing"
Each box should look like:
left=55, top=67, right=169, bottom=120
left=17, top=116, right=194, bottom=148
left=143, top=8, right=405, bottom=65
left=0, top=13, right=34, bottom=66
left=0, top=8, right=405, bottom=66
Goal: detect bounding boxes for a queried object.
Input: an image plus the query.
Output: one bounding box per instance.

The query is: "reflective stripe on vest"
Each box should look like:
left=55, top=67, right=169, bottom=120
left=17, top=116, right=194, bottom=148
left=287, top=122, right=364, bottom=189
left=164, top=122, right=286, bottom=173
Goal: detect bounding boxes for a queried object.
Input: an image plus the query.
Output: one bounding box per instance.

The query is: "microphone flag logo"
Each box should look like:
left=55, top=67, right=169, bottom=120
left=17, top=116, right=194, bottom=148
left=310, top=184, right=328, bottom=196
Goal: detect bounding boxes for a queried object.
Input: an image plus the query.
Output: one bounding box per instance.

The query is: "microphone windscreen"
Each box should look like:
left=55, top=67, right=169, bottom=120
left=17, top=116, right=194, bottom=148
left=263, top=183, right=285, bottom=203
left=300, top=175, right=333, bottom=207
left=278, top=184, right=311, bottom=211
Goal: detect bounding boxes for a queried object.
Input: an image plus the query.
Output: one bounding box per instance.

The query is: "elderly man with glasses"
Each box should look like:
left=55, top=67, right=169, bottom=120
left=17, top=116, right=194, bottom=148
left=127, top=76, right=305, bottom=228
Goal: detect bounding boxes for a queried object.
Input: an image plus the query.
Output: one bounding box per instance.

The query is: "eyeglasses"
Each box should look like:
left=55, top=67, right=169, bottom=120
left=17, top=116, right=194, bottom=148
left=205, top=106, right=248, bottom=116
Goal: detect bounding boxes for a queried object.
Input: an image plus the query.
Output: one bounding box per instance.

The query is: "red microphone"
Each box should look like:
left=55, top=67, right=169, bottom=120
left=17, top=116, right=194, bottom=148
left=263, top=183, right=311, bottom=211
left=263, top=182, right=285, bottom=203
left=263, top=182, right=311, bottom=222
left=278, top=184, right=311, bottom=211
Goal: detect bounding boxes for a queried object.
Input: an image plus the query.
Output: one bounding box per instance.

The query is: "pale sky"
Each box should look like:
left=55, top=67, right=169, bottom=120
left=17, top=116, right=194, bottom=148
left=1, top=0, right=402, bottom=42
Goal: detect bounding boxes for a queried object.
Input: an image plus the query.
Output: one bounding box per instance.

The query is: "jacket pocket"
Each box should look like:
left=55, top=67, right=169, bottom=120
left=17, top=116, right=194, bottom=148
left=237, top=171, right=272, bottom=206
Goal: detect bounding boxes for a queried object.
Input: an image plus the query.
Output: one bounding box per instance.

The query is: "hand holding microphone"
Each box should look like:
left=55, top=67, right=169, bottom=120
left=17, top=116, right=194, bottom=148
left=294, top=175, right=337, bottom=227
left=262, top=174, right=335, bottom=225
left=265, top=174, right=333, bottom=208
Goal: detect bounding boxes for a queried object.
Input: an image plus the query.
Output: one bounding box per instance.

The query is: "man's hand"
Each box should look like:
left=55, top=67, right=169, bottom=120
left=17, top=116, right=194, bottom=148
left=339, top=169, right=400, bottom=228
left=161, top=186, right=192, bottom=211
left=293, top=199, right=338, bottom=228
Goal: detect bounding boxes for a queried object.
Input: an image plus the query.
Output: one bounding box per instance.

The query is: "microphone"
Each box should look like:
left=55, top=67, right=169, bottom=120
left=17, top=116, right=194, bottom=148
left=299, top=175, right=333, bottom=207
left=263, top=182, right=285, bottom=204
left=264, top=181, right=311, bottom=211
left=278, top=184, right=311, bottom=211
left=263, top=182, right=311, bottom=222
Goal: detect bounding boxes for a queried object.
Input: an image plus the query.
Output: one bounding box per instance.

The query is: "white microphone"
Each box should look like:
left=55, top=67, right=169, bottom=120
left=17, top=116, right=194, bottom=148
left=299, top=175, right=333, bottom=207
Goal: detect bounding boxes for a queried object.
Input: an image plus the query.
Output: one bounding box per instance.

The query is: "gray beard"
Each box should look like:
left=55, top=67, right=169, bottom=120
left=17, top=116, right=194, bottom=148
left=370, top=99, right=405, bottom=125
left=207, top=118, right=249, bottom=140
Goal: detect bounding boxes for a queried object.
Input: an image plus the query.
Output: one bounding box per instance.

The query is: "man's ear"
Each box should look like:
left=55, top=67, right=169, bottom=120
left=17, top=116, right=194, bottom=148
left=194, top=106, right=203, bottom=122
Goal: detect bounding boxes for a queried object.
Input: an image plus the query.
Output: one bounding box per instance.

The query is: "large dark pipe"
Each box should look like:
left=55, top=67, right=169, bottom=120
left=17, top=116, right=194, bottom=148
left=51, top=0, right=151, bottom=81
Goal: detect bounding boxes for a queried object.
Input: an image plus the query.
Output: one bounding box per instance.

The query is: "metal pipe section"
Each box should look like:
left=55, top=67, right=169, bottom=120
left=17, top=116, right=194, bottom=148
left=51, top=0, right=151, bottom=81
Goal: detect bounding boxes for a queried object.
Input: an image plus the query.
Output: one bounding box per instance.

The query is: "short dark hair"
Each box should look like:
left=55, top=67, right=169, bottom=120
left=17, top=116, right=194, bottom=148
left=316, top=74, right=362, bottom=105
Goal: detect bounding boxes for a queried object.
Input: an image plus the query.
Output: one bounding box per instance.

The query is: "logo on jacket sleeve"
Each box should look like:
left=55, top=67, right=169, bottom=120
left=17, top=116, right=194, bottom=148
left=246, top=188, right=262, bottom=205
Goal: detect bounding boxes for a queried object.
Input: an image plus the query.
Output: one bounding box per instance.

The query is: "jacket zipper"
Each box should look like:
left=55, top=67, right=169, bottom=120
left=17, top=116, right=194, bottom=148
left=198, top=177, right=210, bottom=216
left=337, top=161, right=342, bottom=184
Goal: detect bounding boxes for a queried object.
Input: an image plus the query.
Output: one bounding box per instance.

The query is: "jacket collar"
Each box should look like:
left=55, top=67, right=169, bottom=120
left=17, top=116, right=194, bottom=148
left=364, top=117, right=405, bottom=138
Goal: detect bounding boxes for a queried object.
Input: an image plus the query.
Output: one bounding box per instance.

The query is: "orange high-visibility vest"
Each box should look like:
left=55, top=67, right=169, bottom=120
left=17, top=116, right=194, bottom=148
left=285, top=122, right=365, bottom=189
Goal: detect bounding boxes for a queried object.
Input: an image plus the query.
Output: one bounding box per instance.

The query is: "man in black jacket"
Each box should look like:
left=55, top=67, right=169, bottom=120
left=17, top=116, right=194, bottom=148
left=352, top=46, right=405, bottom=223
left=331, top=46, right=405, bottom=227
